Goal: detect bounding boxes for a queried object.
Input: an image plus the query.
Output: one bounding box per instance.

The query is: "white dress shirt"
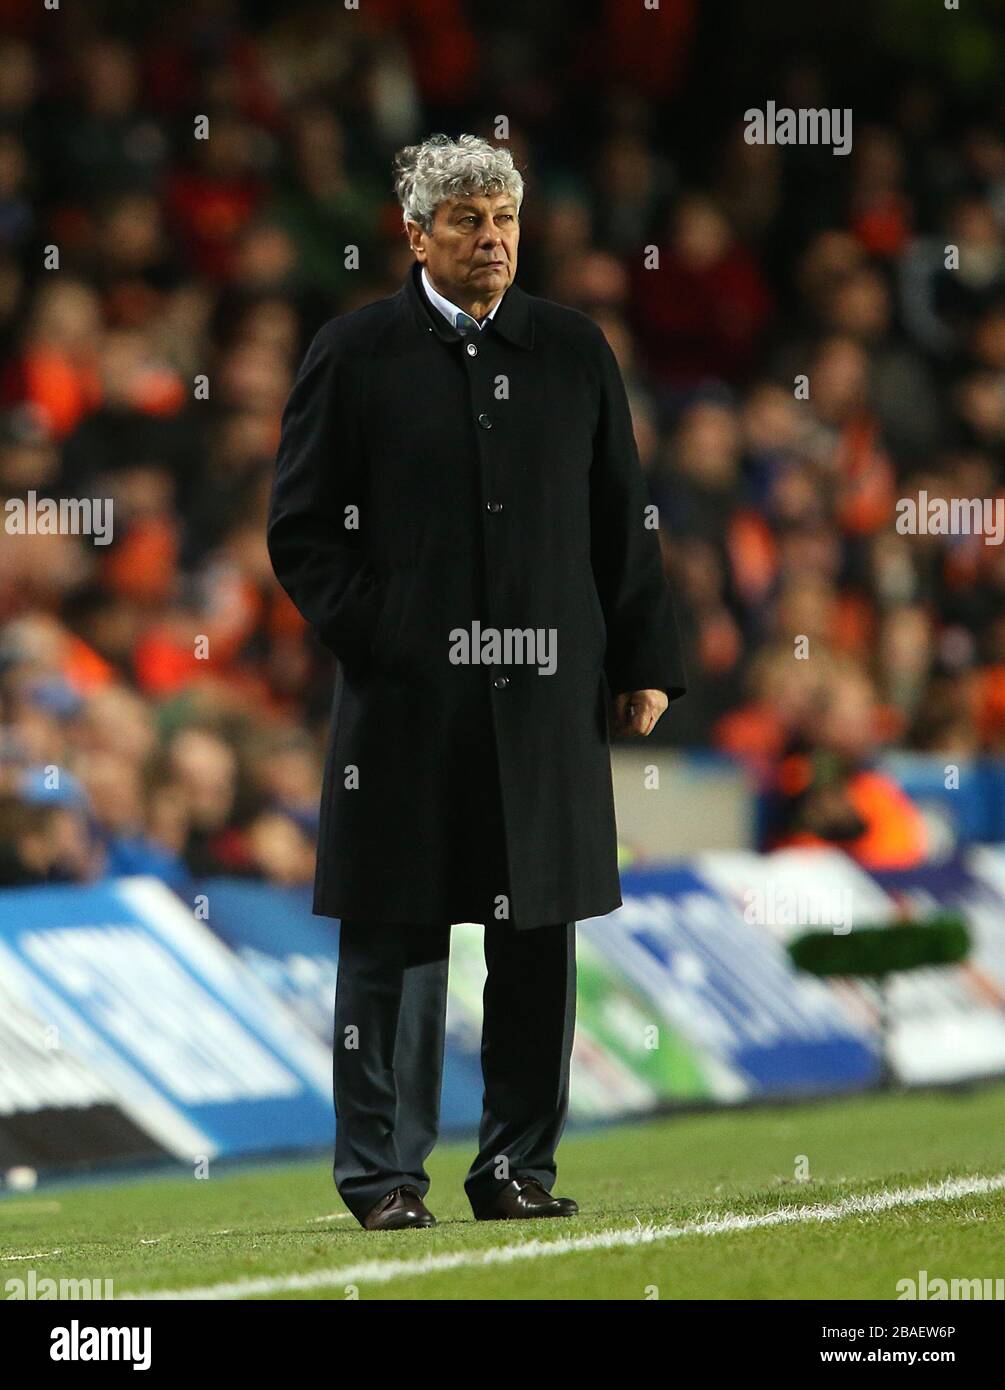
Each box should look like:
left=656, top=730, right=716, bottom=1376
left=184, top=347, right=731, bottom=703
left=421, top=266, right=504, bottom=331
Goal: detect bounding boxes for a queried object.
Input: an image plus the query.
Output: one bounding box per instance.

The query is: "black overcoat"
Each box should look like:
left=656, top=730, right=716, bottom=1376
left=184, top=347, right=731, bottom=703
left=267, top=262, right=687, bottom=928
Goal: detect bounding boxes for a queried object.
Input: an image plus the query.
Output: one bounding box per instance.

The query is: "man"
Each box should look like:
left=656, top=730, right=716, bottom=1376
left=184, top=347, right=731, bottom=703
left=268, top=133, right=687, bottom=1231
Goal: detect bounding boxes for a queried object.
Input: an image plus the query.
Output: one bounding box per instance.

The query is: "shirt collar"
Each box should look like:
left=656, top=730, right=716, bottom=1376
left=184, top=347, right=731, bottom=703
left=421, top=267, right=503, bottom=331
left=405, top=261, right=534, bottom=350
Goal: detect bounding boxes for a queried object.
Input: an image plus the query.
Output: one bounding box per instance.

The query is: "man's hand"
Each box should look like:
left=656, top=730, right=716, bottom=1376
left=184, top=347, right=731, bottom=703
left=612, top=688, right=668, bottom=737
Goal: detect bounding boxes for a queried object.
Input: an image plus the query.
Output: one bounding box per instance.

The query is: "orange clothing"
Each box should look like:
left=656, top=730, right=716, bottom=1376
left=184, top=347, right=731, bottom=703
left=62, top=634, right=114, bottom=693
left=20, top=349, right=101, bottom=438
left=780, top=769, right=928, bottom=870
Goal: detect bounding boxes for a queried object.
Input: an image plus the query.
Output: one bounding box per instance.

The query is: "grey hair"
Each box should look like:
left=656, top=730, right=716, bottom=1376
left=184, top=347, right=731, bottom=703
left=393, top=133, right=524, bottom=233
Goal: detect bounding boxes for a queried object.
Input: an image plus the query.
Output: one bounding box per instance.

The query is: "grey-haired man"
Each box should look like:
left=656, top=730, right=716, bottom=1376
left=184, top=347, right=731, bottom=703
left=268, top=134, right=687, bottom=1230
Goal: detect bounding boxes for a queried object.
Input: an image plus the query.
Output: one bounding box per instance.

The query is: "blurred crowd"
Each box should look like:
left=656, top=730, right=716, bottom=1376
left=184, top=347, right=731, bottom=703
left=2, top=0, right=1005, bottom=892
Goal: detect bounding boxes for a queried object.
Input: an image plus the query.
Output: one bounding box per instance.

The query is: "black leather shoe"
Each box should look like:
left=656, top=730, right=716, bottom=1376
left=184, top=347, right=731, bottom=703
left=362, top=1185, right=436, bottom=1230
left=474, top=1177, right=579, bottom=1221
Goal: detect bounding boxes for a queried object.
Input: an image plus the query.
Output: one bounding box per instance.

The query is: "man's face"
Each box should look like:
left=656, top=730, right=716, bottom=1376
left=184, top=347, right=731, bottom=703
left=407, top=192, right=519, bottom=308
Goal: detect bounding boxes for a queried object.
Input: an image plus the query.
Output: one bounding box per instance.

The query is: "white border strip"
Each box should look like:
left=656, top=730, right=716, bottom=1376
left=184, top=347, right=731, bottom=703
left=121, top=1171, right=1005, bottom=1300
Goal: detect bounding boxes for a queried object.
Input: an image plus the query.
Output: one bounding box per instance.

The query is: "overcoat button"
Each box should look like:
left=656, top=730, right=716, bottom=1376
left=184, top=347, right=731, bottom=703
left=486, top=500, right=503, bottom=513
left=493, top=676, right=509, bottom=689
left=478, top=413, right=493, bottom=429
left=466, top=342, right=478, bottom=357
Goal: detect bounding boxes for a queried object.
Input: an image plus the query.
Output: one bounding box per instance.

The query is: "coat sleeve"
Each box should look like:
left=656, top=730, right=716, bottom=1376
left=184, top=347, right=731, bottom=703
left=267, top=325, right=384, bottom=668
left=589, top=331, right=688, bottom=701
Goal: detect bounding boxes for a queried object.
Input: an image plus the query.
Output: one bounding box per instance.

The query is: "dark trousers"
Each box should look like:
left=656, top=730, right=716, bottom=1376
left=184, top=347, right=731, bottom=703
left=333, top=917, right=577, bottom=1222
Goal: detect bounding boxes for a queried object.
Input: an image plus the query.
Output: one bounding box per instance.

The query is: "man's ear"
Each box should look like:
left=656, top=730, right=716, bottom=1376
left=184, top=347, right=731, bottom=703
left=405, top=220, right=426, bottom=261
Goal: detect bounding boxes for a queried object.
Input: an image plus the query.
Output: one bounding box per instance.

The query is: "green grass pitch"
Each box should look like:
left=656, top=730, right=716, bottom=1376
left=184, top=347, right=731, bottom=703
left=4, top=1081, right=1005, bottom=1300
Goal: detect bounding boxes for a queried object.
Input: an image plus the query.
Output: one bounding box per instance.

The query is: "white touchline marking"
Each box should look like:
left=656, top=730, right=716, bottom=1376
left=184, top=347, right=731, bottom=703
left=1, top=1249, right=63, bottom=1262
left=120, top=1172, right=1005, bottom=1301
left=308, top=1213, right=353, bottom=1223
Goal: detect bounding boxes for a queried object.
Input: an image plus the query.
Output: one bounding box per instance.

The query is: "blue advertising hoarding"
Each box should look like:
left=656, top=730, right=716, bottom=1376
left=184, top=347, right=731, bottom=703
left=0, top=877, right=334, bottom=1167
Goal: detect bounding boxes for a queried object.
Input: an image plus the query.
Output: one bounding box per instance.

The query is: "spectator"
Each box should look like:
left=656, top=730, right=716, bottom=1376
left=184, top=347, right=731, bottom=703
left=2, top=1, right=1005, bottom=882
